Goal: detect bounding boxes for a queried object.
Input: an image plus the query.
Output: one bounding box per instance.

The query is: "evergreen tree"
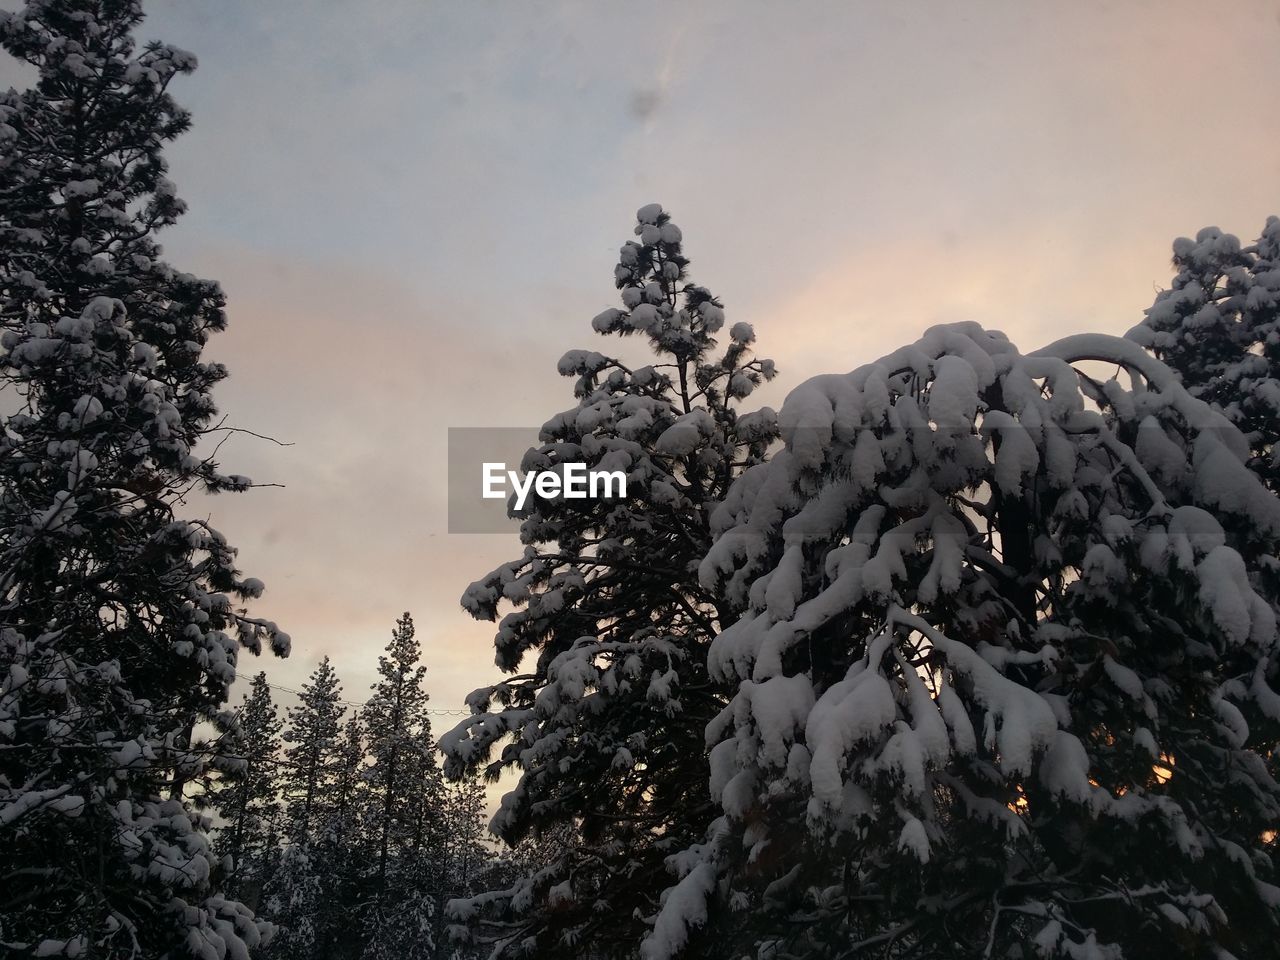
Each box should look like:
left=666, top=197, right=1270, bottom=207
left=643, top=323, right=1280, bottom=959
left=314, top=715, right=369, bottom=960
left=265, top=657, right=345, bottom=960
left=434, top=780, right=488, bottom=957
left=211, top=671, right=284, bottom=910
left=281, top=656, right=344, bottom=847
left=234, top=640, right=489, bottom=960
left=324, top=714, right=368, bottom=861
left=363, top=614, right=436, bottom=888
left=1130, top=215, right=1280, bottom=936
left=439, top=780, right=487, bottom=900
left=259, top=843, right=325, bottom=960
left=360, top=612, right=445, bottom=960
left=0, top=2, right=287, bottom=956
left=1130, top=217, right=1280, bottom=492
left=441, top=203, right=777, bottom=957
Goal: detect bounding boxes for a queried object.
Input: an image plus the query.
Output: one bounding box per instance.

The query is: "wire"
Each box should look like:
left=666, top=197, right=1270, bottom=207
left=262, top=681, right=471, bottom=716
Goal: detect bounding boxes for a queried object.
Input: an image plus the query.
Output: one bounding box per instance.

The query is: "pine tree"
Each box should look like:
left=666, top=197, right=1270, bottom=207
left=359, top=612, right=445, bottom=960
left=265, top=657, right=345, bottom=960
left=259, top=843, right=325, bottom=960
left=323, top=714, right=368, bottom=861
left=441, top=203, right=778, bottom=957
left=280, top=657, right=344, bottom=846
left=439, top=780, right=486, bottom=899
left=211, top=671, right=284, bottom=910
left=1129, top=217, right=1280, bottom=492
left=313, top=715, right=369, bottom=960
left=363, top=614, right=434, bottom=888
left=642, top=323, right=1280, bottom=959
left=0, top=2, right=287, bottom=956
left=250, top=633, right=489, bottom=960
left=433, top=780, right=487, bottom=957
left=1129, top=215, right=1280, bottom=943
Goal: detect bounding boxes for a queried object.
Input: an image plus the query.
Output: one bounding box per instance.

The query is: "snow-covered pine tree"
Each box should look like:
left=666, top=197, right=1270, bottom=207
left=325, top=714, right=368, bottom=864
left=211, top=671, right=284, bottom=909
left=0, top=2, right=288, bottom=956
left=1128, top=216, right=1280, bottom=939
left=264, top=656, right=345, bottom=960
left=441, top=203, right=778, bottom=957
left=363, top=614, right=437, bottom=888
left=359, top=612, right=446, bottom=960
left=1130, top=217, right=1280, bottom=493
left=432, top=779, right=488, bottom=957
left=258, top=843, right=324, bottom=960
left=439, top=779, right=487, bottom=901
left=281, top=656, right=345, bottom=847
left=313, top=714, right=369, bottom=960
left=642, top=322, right=1280, bottom=960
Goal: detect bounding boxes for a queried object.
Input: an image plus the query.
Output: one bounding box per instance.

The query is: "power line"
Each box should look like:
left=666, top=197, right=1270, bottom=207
left=262, top=681, right=472, bottom=716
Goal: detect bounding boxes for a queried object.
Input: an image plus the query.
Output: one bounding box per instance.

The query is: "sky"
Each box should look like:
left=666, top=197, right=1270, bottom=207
left=5, top=0, right=1280, bottom=799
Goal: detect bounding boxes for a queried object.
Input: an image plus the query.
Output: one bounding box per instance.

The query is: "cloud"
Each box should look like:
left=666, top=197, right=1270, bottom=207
left=184, top=246, right=571, bottom=708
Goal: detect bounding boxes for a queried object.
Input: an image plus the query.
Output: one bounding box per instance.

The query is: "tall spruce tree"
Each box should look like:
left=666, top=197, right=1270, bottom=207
left=211, top=671, right=284, bottom=909
left=441, top=204, right=778, bottom=957
left=432, top=780, right=488, bottom=957
left=323, top=713, right=368, bottom=862
left=0, top=2, right=288, bottom=957
left=314, top=715, right=368, bottom=960
left=360, top=612, right=445, bottom=960
left=229, top=640, right=490, bottom=960
left=439, top=779, right=487, bottom=900
left=281, top=656, right=344, bottom=847
left=363, top=613, right=435, bottom=889
left=642, top=322, right=1280, bottom=960
left=259, top=842, right=325, bottom=960
left=265, top=657, right=345, bottom=960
